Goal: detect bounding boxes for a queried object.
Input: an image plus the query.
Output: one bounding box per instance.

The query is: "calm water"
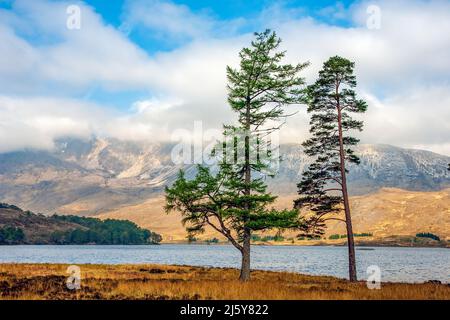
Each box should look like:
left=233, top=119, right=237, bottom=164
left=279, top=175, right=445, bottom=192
left=0, top=245, right=448, bottom=283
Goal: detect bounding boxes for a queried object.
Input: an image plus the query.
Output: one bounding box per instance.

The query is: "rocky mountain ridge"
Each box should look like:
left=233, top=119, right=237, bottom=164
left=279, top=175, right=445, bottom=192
left=0, top=137, right=448, bottom=215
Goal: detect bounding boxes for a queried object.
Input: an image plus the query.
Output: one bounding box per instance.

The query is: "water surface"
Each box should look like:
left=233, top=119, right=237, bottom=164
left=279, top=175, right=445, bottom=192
left=0, top=245, right=448, bottom=283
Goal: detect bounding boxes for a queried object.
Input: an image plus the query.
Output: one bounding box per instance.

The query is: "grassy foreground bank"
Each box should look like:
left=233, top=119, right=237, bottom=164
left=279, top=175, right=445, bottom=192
left=0, top=263, right=448, bottom=300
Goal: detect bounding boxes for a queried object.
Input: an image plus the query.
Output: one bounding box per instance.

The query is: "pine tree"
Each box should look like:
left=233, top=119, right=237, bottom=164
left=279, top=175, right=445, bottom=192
left=295, top=56, right=367, bottom=282
left=166, top=30, right=308, bottom=281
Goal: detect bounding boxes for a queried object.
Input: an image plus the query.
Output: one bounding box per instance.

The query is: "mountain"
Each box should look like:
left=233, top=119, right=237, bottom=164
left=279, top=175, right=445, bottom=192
left=0, top=138, right=193, bottom=214
left=273, top=144, right=450, bottom=195
left=0, top=137, right=449, bottom=216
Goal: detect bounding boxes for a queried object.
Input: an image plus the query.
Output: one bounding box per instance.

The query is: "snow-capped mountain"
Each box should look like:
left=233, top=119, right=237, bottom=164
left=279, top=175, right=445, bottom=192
left=0, top=138, right=448, bottom=215
left=273, top=143, right=450, bottom=195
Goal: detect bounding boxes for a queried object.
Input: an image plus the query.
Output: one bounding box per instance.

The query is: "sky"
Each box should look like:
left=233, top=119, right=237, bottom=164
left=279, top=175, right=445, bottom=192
left=0, top=0, right=449, bottom=155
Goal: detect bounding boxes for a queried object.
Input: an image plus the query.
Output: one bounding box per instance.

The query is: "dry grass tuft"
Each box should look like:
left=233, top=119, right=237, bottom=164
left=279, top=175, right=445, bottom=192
left=0, top=263, right=448, bottom=300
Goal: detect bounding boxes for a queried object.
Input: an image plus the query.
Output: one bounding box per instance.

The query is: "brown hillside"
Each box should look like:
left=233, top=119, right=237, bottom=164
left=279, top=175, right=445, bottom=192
left=97, top=197, right=189, bottom=241
left=97, top=188, right=450, bottom=242
left=0, top=206, right=86, bottom=243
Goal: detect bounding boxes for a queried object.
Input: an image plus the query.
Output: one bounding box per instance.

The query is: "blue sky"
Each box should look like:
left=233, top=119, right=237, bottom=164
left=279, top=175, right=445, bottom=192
left=85, top=0, right=356, bottom=53
left=0, top=0, right=449, bottom=155
left=0, top=0, right=359, bottom=111
left=76, top=0, right=355, bottom=109
left=84, top=0, right=355, bottom=29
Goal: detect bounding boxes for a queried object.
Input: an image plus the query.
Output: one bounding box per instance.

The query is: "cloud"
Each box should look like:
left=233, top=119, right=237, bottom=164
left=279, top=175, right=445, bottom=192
left=0, top=95, right=112, bottom=152
left=0, top=0, right=156, bottom=94
left=268, top=0, right=450, bottom=155
left=121, top=0, right=246, bottom=42
left=122, top=0, right=215, bottom=40
left=0, top=0, right=449, bottom=156
left=359, top=86, right=450, bottom=153
left=318, top=2, right=349, bottom=22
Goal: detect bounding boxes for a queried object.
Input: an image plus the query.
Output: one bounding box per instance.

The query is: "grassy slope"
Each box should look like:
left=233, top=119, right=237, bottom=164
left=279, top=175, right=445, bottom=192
left=0, top=263, right=448, bottom=300
left=96, top=188, right=450, bottom=243
left=0, top=207, right=86, bottom=243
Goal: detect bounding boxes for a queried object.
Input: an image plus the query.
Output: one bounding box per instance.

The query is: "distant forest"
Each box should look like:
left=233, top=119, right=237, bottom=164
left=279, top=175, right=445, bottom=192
left=0, top=203, right=162, bottom=245
left=49, top=215, right=162, bottom=245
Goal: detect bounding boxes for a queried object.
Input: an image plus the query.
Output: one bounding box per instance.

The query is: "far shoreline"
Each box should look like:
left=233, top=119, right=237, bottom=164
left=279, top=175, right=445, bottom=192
left=1, top=242, right=449, bottom=248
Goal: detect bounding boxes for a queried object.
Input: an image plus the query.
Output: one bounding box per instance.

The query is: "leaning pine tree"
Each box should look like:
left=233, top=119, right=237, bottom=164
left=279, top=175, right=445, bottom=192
left=166, top=30, right=309, bottom=281
left=295, top=56, right=367, bottom=282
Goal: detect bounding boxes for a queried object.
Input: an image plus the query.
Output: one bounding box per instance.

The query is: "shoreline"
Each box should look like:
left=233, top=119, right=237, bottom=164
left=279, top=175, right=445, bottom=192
left=0, top=263, right=449, bottom=300
left=1, top=241, right=449, bottom=249
left=1, top=242, right=449, bottom=248
left=163, top=241, right=450, bottom=248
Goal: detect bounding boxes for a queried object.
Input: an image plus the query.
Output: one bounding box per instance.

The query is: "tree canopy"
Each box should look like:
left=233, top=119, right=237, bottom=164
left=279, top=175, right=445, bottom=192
left=294, top=56, right=367, bottom=281
left=166, top=30, right=308, bottom=281
left=51, top=215, right=162, bottom=245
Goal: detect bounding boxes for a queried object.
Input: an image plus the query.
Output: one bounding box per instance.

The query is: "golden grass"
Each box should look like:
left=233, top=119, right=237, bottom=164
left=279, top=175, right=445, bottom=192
left=96, top=189, right=450, bottom=243
left=0, top=263, right=448, bottom=300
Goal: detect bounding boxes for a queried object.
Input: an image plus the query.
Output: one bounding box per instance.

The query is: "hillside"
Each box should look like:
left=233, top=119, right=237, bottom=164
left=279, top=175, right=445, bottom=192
left=0, top=204, right=161, bottom=245
left=97, top=188, right=450, bottom=243
left=307, top=188, right=450, bottom=239
left=1, top=138, right=449, bottom=245
left=0, top=204, right=86, bottom=244
left=0, top=138, right=449, bottom=215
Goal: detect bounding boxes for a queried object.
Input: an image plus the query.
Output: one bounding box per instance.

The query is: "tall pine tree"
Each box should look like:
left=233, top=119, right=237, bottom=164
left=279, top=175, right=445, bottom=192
left=295, top=56, right=367, bottom=282
left=166, top=30, right=308, bottom=281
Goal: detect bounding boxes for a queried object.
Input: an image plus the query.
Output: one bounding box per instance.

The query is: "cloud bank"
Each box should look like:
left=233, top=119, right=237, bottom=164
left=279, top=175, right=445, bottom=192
left=0, top=0, right=449, bottom=155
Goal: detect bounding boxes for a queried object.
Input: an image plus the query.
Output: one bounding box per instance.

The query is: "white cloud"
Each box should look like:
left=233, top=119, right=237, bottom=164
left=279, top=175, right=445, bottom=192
left=0, top=0, right=156, bottom=94
left=0, top=0, right=449, bottom=156
left=123, top=0, right=215, bottom=40
left=0, top=95, right=111, bottom=152
left=121, top=0, right=245, bottom=42
left=318, top=2, right=349, bottom=22
left=359, top=86, right=450, bottom=152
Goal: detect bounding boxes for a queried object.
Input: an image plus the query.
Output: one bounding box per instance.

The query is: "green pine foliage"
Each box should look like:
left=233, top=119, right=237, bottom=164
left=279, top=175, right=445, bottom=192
left=328, top=233, right=373, bottom=240
left=166, top=166, right=303, bottom=246
left=0, top=226, right=25, bottom=244
left=0, top=203, right=22, bottom=211
left=294, top=56, right=367, bottom=282
left=50, top=215, right=162, bottom=245
left=205, top=237, right=220, bottom=244
left=416, top=232, right=441, bottom=241
left=295, top=56, right=367, bottom=235
left=165, top=30, right=309, bottom=281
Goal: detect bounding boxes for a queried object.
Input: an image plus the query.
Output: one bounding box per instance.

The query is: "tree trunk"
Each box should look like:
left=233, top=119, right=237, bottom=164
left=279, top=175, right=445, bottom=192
left=337, top=91, right=358, bottom=282
left=239, top=98, right=252, bottom=282
left=341, top=173, right=357, bottom=282
left=239, top=228, right=251, bottom=281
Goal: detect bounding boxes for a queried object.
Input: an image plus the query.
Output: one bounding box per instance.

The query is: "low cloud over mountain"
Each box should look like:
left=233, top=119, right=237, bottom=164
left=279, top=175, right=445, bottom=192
left=0, top=138, right=448, bottom=215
